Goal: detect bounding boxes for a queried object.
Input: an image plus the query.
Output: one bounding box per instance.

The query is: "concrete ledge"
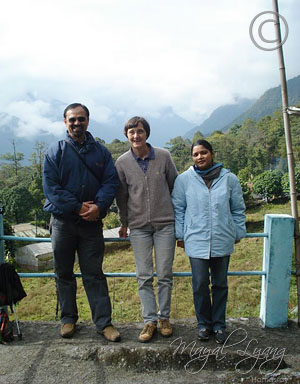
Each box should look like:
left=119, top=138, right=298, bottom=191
left=1, top=318, right=300, bottom=384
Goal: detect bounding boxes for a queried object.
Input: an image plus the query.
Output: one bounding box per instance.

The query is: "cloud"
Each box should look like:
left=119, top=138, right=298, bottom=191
left=0, top=0, right=299, bottom=130
left=3, top=100, right=64, bottom=138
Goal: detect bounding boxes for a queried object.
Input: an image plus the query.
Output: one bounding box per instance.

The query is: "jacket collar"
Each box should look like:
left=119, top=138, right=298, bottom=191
left=66, top=131, right=95, bottom=151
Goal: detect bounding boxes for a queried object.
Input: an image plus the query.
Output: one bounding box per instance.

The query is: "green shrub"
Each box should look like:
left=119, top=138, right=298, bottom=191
left=252, top=170, right=282, bottom=201
left=103, top=212, right=120, bottom=229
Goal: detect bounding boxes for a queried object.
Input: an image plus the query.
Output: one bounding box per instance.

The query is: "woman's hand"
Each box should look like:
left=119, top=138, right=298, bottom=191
left=119, top=227, right=128, bottom=239
left=177, top=240, right=185, bottom=249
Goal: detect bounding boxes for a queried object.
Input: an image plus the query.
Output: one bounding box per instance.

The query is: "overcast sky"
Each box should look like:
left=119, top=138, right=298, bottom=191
left=0, top=0, right=299, bottom=138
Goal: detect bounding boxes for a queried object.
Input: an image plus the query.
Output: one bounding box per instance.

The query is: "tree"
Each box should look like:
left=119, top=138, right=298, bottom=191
left=28, top=172, right=49, bottom=226
left=3, top=219, right=16, bottom=262
left=237, top=168, right=252, bottom=204
left=95, top=137, right=106, bottom=144
left=229, top=124, right=242, bottom=135
left=192, top=131, right=205, bottom=143
left=29, top=141, right=47, bottom=178
left=281, top=165, right=300, bottom=195
left=290, top=108, right=300, bottom=163
left=103, top=139, right=130, bottom=162
left=165, top=136, right=190, bottom=172
left=0, top=185, right=34, bottom=223
left=161, top=103, right=299, bottom=186
left=237, top=167, right=252, bottom=183
left=252, top=170, right=282, bottom=201
left=0, top=139, right=24, bottom=177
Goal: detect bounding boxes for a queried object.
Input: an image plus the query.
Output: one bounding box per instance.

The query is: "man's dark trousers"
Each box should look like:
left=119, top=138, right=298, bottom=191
left=50, top=216, right=112, bottom=331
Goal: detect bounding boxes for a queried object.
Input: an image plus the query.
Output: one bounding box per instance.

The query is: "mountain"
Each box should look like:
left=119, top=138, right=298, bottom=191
left=183, top=74, right=300, bottom=140
left=221, top=74, right=300, bottom=132
left=76, top=106, right=195, bottom=147
left=2, top=74, right=300, bottom=162
left=0, top=102, right=195, bottom=162
left=143, top=106, right=196, bottom=146
left=184, top=98, right=255, bottom=139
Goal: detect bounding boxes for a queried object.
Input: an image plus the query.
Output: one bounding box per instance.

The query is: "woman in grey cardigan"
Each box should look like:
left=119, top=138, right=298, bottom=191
left=115, top=116, right=178, bottom=342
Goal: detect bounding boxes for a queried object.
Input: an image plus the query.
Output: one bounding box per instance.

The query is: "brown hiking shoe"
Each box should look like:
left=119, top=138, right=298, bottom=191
left=138, top=323, right=157, bottom=343
left=159, top=319, right=173, bottom=337
left=60, top=323, right=76, bottom=338
left=100, top=325, right=121, bottom=342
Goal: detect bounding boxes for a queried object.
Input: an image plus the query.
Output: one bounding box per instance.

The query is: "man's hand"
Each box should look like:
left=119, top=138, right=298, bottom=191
left=177, top=240, right=185, bottom=249
left=119, top=227, right=128, bottom=239
left=79, top=201, right=93, bottom=215
left=79, top=202, right=100, bottom=221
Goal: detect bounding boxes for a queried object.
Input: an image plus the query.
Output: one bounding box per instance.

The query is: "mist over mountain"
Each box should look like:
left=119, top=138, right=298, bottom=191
left=0, top=102, right=195, bottom=162
left=184, top=98, right=255, bottom=139
left=1, top=74, right=300, bottom=163
left=184, top=74, right=300, bottom=140
left=221, top=74, right=300, bottom=132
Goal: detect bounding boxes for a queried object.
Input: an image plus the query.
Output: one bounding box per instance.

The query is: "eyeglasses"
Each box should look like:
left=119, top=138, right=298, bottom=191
left=68, top=117, right=87, bottom=123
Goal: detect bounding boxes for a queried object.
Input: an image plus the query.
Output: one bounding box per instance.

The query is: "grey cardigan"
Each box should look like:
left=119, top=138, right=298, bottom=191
left=115, top=147, right=178, bottom=229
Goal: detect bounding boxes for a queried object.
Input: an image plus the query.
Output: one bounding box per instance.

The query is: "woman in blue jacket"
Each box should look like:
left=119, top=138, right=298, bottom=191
left=172, top=140, right=246, bottom=344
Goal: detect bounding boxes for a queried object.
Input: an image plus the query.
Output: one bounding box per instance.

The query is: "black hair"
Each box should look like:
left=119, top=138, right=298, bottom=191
left=191, top=139, right=213, bottom=155
left=124, top=116, right=150, bottom=139
left=63, top=103, right=90, bottom=119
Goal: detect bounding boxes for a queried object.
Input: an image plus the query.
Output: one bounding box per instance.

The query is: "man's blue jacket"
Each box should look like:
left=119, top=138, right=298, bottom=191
left=43, top=131, right=119, bottom=221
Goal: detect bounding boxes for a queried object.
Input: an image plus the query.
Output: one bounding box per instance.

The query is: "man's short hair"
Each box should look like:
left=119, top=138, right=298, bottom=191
left=124, top=116, right=150, bottom=139
left=63, top=103, right=90, bottom=119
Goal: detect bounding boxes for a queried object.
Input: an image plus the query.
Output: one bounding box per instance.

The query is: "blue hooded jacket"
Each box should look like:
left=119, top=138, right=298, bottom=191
left=171, top=166, right=246, bottom=259
left=43, top=131, right=119, bottom=221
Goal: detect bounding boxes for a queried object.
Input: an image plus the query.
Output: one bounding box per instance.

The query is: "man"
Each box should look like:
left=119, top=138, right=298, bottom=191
left=115, top=116, right=178, bottom=342
left=43, top=103, right=120, bottom=341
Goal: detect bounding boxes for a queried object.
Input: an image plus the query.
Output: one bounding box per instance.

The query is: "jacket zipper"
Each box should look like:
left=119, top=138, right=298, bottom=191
left=194, top=168, right=229, bottom=258
left=209, top=188, right=212, bottom=258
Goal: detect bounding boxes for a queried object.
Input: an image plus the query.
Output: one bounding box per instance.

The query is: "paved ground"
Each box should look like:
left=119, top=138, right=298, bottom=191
left=1, top=318, right=300, bottom=384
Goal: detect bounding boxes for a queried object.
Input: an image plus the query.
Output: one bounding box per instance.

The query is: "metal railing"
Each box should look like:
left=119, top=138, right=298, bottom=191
left=1, top=213, right=296, bottom=328
left=0, top=213, right=267, bottom=278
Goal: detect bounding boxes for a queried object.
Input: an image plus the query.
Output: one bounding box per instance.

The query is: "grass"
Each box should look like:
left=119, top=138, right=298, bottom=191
left=14, top=200, right=299, bottom=323
left=245, top=198, right=298, bottom=232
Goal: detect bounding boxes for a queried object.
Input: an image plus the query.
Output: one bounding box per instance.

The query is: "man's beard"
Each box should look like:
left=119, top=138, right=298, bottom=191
left=71, top=126, right=84, bottom=138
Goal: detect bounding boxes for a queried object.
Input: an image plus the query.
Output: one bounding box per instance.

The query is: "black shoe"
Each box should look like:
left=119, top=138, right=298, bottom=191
left=214, top=329, right=227, bottom=344
left=198, top=328, right=210, bottom=341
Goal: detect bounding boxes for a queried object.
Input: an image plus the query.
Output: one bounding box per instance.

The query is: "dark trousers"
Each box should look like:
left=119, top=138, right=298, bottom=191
left=189, top=256, right=230, bottom=332
left=50, top=216, right=112, bottom=331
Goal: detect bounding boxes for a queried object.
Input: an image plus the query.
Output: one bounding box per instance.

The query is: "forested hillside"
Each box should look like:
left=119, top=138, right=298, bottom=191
left=168, top=107, right=300, bottom=174
left=184, top=98, right=255, bottom=138
left=221, top=75, right=300, bottom=132
left=166, top=105, right=300, bottom=202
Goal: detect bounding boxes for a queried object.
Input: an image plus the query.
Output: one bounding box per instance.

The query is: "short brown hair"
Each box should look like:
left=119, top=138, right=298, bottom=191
left=124, top=116, right=150, bottom=139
